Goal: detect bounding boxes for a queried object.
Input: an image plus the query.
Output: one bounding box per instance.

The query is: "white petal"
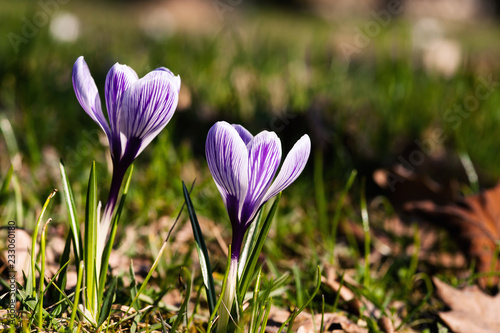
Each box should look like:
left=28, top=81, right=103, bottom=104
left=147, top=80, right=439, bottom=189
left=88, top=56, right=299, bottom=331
left=240, top=131, right=281, bottom=225
left=205, top=121, right=249, bottom=222
left=105, top=63, right=138, bottom=136
left=154, top=67, right=181, bottom=92
left=72, top=56, right=111, bottom=141
left=120, top=68, right=180, bottom=159
left=262, top=134, right=311, bottom=203
left=232, top=124, right=253, bottom=145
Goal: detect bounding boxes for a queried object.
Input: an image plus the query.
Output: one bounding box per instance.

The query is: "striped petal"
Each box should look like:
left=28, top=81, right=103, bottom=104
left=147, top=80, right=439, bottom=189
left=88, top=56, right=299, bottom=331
left=119, top=68, right=180, bottom=159
left=72, top=56, right=111, bottom=141
left=232, top=124, right=253, bottom=145
left=206, top=121, right=249, bottom=226
left=240, top=131, right=281, bottom=226
left=105, top=63, right=138, bottom=156
left=262, top=134, right=311, bottom=203
left=155, top=67, right=181, bottom=93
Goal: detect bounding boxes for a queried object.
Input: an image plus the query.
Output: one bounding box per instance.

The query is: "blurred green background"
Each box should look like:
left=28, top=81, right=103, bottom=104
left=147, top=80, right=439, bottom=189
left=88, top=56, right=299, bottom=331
left=2, top=0, right=500, bottom=250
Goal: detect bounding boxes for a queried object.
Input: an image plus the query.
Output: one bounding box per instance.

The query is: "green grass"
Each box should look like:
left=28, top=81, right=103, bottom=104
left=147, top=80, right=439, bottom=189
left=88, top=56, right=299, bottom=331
left=1, top=0, right=500, bottom=331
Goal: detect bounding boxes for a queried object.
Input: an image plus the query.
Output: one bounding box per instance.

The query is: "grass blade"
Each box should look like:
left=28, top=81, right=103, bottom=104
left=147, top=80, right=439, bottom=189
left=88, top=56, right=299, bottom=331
left=0, top=164, right=13, bottom=205
left=84, top=161, right=98, bottom=323
left=331, top=170, right=357, bottom=250
left=29, top=189, right=57, bottom=298
left=182, top=180, right=216, bottom=315
left=320, top=295, right=325, bottom=333
left=37, top=218, right=51, bottom=328
left=238, top=209, right=263, bottom=278
left=97, top=276, right=117, bottom=329
left=360, top=178, right=370, bottom=287
left=207, top=245, right=232, bottom=333
left=397, top=273, right=433, bottom=330
left=60, top=160, right=83, bottom=263
left=277, top=266, right=322, bottom=333
left=314, top=150, right=328, bottom=235
left=249, top=268, right=262, bottom=333
left=53, top=224, right=73, bottom=316
left=332, top=272, right=344, bottom=313
left=292, top=265, right=304, bottom=307
left=129, top=260, right=139, bottom=310
left=259, top=297, right=272, bottom=333
left=70, top=261, right=85, bottom=330
left=238, top=193, right=281, bottom=302
left=459, top=151, right=479, bottom=194
left=406, top=223, right=420, bottom=291
left=171, top=267, right=192, bottom=331
left=129, top=260, right=140, bottom=333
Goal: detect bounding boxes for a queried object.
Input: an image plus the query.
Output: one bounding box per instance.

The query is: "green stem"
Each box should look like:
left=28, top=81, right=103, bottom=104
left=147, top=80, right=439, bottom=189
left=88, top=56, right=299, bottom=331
left=331, top=170, right=357, bottom=258
left=217, top=258, right=238, bottom=333
left=38, top=218, right=51, bottom=328
left=30, top=190, right=57, bottom=298
left=70, top=261, right=85, bottom=330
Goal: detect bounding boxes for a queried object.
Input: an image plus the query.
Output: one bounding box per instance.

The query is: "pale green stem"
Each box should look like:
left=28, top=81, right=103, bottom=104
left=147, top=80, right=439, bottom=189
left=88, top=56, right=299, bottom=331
left=38, top=218, right=51, bottom=328
left=70, top=261, right=85, bottom=330
left=217, top=257, right=238, bottom=333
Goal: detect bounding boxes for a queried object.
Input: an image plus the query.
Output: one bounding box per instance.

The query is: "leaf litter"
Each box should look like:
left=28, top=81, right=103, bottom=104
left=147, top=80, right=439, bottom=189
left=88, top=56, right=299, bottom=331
left=375, top=161, right=500, bottom=287
left=434, top=277, right=500, bottom=333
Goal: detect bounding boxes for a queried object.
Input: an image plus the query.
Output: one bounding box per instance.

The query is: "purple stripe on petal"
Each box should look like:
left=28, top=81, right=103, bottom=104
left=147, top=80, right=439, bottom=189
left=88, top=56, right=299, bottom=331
left=206, top=121, right=249, bottom=226
left=105, top=63, right=138, bottom=155
left=120, top=69, right=180, bottom=159
left=262, top=134, right=311, bottom=203
left=232, top=124, right=253, bottom=145
left=72, top=56, right=111, bottom=141
left=240, top=131, right=281, bottom=226
left=154, top=67, right=181, bottom=93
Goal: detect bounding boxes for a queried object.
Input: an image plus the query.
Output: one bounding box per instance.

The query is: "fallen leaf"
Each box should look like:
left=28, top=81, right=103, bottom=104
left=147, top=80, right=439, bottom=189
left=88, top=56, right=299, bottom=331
left=375, top=162, right=500, bottom=287
left=377, top=316, right=394, bottom=333
left=0, top=228, right=32, bottom=281
left=434, top=277, right=500, bottom=333
left=321, top=265, right=415, bottom=333
left=266, top=305, right=368, bottom=333
left=294, top=312, right=368, bottom=333
left=405, top=184, right=500, bottom=287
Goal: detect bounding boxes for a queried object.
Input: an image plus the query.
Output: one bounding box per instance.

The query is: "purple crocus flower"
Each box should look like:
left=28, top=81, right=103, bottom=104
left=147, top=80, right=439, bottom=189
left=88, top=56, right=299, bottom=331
left=72, top=56, right=180, bottom=257
left=206, top=121, right=310, bottom=332
left=206, top=121, right=311, bottom=260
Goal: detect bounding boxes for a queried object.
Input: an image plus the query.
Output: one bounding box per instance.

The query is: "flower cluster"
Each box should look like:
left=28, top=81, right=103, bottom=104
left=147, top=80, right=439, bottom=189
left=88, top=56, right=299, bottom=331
left=72, top=56, right=310, bottom=331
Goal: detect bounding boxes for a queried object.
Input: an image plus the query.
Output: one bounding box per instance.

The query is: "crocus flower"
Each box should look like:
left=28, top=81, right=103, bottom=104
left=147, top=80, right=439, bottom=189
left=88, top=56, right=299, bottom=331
left=205, top=121, right=310, bottom=332
left=72, top=56, right=180, bottom=266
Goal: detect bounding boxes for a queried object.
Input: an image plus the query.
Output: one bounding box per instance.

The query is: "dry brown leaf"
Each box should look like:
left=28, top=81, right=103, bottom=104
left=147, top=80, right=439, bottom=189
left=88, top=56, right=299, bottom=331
left=321, top=265, right=417, bottom=333
left=377, top=316, right=394, bottom=333
left=406, top=184, right=500, bottom=287
left=266, top=305, right=367, bottom=333
left=374, top=163, right=500, bottom=287
left=434, top=277, right=500, bottom=333
left=378, top=216, right=467, bottom=270
left=293, top=313, right=368, bottom=333
left=321, top=265, right=381, bottom=318
left=339, top=321, right=368, bottom=333
left=0, top=228, right=32, bottom=281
